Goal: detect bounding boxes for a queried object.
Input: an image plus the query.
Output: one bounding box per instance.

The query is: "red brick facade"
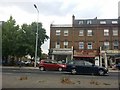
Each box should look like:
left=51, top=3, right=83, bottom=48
left=49, top=15, right=120, bottom=66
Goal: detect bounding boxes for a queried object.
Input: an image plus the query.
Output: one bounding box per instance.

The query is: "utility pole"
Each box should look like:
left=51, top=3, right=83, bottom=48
left=34, top=4, right=39, bottom=68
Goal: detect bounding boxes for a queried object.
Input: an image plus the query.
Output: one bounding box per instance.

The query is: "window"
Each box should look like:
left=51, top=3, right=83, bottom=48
left=85, top=61, right=93, bottom=66
left=51, top=61, right=57, bottom=64
left=112, top=21, right=118, bottom=24
left=79, top=21, right=83, bottom=24
left=75, top=61, right=84, bottom=66
left=79, top=30, right=84, bottom=36
left=68, top=61, right=74, bottom=65
left=44, top=61, right=51, bottom=64
left=56, top=42, right=60, bottom=48
left=104, top=42, right=109, bottom=50
left=87, top=42, right=92, bottom=49
left=87, top=20, right=92, bottom=24
left=64, top=41, right=68, bottom=48
left=64, top=30, right=68, bottom=36
left=113, top=30, right=118, bottom=36
left=79, top=42, right=84, bottom=49
left=100, top=21, right=106, bottom=24
left=56, top=30, right=60, bottom=35
left=104, top=29, right=109, bottom=36
left=87, top=30, right=93, bottom=36
left=113, top=40, right=119, bottom=49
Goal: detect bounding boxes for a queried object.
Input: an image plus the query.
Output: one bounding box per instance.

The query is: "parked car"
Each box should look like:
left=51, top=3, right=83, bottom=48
left=24, top=60, right=31, bottom=65
left=116, top=63, right=120, bottom=70
left=66, top=60, right=108, bottom=76
left=39, top=60, right=66, bottom=71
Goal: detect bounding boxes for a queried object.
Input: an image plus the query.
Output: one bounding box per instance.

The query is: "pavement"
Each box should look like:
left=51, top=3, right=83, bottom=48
left=1, top=66, right=120, bottom=72
left=2, top=66, right=39, bottom=69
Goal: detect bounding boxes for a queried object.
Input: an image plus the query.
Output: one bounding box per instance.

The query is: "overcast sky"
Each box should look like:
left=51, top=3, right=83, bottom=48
left=0, top=0, right=120, bottom=54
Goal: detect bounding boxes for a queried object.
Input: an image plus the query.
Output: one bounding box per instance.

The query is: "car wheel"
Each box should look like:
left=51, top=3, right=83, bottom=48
left=39, top=67, right=45, bottom=71
left=58, top=67, right=63, bottom=71
left=98, top=69, right=104, bottom=76
left=71, top=69, right=76, bottom=74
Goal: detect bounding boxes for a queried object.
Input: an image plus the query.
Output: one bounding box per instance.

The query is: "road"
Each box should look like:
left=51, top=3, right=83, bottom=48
left=2, top=66, right=120, bottom=88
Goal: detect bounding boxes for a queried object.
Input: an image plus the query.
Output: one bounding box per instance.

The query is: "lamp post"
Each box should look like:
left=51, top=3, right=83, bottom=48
left=34, top=4, right=39, bottom=68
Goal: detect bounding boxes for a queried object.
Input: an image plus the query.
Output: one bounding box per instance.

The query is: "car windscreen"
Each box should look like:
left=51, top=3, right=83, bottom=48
left=84, top=61, right=93, bottom=66
left=67, top=61, right=74, bottom=65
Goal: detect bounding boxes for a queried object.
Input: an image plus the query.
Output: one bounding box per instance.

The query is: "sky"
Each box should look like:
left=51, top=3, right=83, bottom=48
left=0, top=0, right=120, bottom=54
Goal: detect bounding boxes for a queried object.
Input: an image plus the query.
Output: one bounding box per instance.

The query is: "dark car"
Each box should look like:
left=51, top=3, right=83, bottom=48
left=39, top=60, right=66, bottom=71
left=116, top=63, right=120, bottom=70
left=66, top=60, right=108, bottom=76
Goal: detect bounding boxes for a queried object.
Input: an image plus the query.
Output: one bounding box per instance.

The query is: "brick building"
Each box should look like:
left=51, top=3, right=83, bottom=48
left=49, top=15, right=120, bottom=67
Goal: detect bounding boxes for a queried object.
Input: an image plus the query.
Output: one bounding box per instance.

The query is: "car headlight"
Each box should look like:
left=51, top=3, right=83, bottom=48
left=61, top=65, right=66, bottom=67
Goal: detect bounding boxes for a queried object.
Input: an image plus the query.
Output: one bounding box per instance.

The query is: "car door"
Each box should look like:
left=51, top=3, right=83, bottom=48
left=44, top=61, right=52, bottom=70
left=47, top=61, right=58, bottom=70
left=75, top=60, right=86, bottom=74
left=51, top=61, right=58, bottom=70
left=84, top=61, right=95, bottom=74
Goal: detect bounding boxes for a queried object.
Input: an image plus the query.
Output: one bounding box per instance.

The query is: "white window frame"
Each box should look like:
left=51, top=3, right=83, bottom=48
left=87, top=20, right=92, bottom=24
left=104, top=29, right=109, bottom=36
left=100, top=21, right=106, bottom=24
left=79, top=42, right=84, bottom=49
left=55, top=42, right=60, bottom=48
left=64, top=30, right=68, bottom=36
left=104, top=42, right=109, bottom=50
left=64, top=41, right=68, bottom=48
left=79, top=21, right=83, bottom=24
left=79, top=30, right=84, bottom=36
left=87, top=42, right=92, bottom=49
left=87, top=30, right=93, bottom=36
left=113, top=40, right=119, bottom=49
left=113, top=29, right=118, bottom=36
left=56, top=30, right=61, bottom=35
left=112, top=21, right=118, bottom=24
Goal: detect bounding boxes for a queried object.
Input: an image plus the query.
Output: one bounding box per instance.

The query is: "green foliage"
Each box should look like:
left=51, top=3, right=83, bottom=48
left=2, top=16, right=19, bottom=57
left=2, top=16, right=49, bottom=60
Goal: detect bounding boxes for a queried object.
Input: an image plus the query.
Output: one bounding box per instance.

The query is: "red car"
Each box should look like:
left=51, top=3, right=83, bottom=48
left=39, top=60, right=66, bottom=71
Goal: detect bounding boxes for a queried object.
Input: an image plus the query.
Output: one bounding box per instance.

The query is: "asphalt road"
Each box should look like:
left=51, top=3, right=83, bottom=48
left=2, top=67, right=120, bottom=88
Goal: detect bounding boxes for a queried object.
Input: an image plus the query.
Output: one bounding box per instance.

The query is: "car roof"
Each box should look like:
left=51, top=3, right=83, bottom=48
left=40, top=60, right=58, bottom=63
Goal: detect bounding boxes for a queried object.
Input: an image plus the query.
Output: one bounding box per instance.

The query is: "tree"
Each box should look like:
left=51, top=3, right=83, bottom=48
left=2, top=16, right=49, bottom=64
left=2, top=16, right=19, bottom=58
left=2, top=16, right=19, bottom=64
left=19, top=22, right=49, bottom=58
left=30, top=22, right=49, bottom=57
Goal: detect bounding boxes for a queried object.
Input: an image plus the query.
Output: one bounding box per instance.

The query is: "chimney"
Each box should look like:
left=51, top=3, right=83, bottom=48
left=72, top=15, right=75, bottom=26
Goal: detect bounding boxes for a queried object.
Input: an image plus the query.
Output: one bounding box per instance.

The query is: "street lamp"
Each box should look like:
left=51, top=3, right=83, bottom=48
left=34, top=4, right=39, bottom=68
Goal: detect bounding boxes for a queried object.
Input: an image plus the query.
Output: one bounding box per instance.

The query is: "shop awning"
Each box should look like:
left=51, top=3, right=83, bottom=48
left=73, top=55, right=95, bottom=58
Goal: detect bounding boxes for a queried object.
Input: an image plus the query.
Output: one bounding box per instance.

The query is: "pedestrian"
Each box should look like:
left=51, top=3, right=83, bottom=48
left=18, top=60, right=22, bottom=68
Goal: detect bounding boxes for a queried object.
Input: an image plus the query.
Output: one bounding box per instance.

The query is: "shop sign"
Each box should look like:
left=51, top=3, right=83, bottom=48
left=106, top=50, right=120, bottom=54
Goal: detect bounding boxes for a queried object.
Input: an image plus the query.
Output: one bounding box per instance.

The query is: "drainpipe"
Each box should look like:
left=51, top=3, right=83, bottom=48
left=104, top=52, right=108, bottom=68
left=99, top=47, right=102, bottom=67
left=71, top=46, right=74, bottom=60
